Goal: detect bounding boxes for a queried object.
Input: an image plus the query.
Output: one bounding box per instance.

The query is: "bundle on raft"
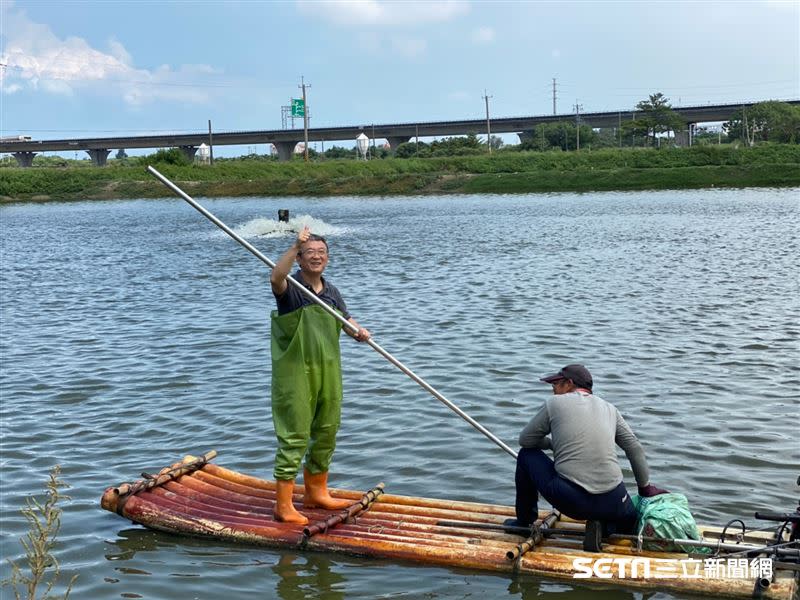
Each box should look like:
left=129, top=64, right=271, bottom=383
left=100, top=451, right=799, bottom=599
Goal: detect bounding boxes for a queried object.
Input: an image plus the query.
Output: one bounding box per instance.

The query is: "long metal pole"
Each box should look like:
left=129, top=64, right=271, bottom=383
left=147, top=166, right=518, bottom=459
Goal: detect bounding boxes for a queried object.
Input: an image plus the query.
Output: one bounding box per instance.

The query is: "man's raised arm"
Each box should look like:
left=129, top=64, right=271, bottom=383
left=271, top=225, right=310, bottom=296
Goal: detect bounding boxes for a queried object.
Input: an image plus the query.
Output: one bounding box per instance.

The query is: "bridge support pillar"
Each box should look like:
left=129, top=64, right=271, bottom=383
left=12, top=152, right=37, bottom=167
left=386, top=136, right=411, bottom=153
left=674, top=123, right=695, bottom=148
left=179, top=145, right=198, bottom=162
left=274, top=141, right=298, bottom=161
left=518, top=130, right=535, bottom=143
left=87, top=149, right=111, bottom=166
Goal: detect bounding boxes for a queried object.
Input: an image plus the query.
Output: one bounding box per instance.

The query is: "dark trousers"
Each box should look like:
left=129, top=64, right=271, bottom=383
left=515, top=448, right=637, bottom=534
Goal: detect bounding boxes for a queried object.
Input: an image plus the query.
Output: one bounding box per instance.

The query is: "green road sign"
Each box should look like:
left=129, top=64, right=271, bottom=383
left=291, top=98, right=305, bottom=117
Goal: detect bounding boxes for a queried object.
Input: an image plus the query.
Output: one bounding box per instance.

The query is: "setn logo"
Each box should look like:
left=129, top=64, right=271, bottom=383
left=573, top=557, right=653, bottom=579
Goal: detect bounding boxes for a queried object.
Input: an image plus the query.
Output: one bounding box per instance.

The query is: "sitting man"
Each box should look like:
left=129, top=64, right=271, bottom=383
left=509, top=363, right=667, bottom=545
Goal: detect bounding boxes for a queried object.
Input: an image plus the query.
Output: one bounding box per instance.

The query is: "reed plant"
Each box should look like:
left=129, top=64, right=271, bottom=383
left=1, top=466, right=77, bottom=600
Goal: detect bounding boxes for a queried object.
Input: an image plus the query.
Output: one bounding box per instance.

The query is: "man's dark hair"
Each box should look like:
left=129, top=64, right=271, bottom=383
left=298, top=233, right=329, bottom=255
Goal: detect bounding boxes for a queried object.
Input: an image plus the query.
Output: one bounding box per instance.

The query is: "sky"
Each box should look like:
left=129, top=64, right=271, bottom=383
left=1, top=0, right=798, bottom=156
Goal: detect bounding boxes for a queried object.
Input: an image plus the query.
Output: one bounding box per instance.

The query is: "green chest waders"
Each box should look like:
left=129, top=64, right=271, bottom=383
left=271, top=304, right=343, bottom=480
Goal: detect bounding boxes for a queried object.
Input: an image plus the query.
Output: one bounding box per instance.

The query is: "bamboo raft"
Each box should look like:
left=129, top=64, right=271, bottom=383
left=100, top=451, right=798, bottom=599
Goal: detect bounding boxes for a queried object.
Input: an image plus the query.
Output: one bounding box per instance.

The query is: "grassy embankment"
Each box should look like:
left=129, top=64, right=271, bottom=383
left=1, top=144, right=799, bottom=202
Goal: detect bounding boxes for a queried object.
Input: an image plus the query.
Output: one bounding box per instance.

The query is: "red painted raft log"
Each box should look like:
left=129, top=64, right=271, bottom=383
left=100, top=452, right=798, bottom=599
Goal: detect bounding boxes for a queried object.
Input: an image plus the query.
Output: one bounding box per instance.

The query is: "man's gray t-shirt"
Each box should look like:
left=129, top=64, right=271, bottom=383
left=518, top=391, right=649, bottom=494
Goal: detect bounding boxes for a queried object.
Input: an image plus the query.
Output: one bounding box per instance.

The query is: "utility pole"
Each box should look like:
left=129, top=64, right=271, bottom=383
left=552, top=78, right=557, bottom=115
left=299, top=76, right=310, bottom=162
left=208, top=119, right=214, bottom=165
left=483, top=89, right=493, bottom=154
left=574, top=101, right=583, bottom=151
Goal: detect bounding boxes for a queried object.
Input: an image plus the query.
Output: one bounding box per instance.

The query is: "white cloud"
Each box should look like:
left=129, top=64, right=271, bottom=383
left=295, top=1, right=468, bottom=60
left=390, top=36, right=427, bottom=58
left=297, top=0, right=469, bottom=26
left=107, top=38, right=133, bottom=66
left=40, top=79, right=75, bottom=96
left=471, top=26, right=495, bottom=44
left=0, top=3, right=219, bottom=105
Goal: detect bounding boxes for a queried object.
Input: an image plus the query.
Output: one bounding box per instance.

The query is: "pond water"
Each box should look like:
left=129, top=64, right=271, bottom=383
left=1, top=188, right=798, bottom=599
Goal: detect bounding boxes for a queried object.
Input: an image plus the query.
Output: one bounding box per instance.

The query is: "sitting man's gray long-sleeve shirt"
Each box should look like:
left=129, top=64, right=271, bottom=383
left=518, top=391, right=650, bottom=494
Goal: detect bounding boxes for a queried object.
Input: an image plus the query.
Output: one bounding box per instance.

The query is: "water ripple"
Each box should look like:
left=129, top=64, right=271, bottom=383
left=1, top=189, right=799, bottom=599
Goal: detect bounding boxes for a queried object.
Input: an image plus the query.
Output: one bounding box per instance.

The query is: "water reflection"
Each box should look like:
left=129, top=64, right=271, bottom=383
left=107, top=529, right=348, bottom=599
left=508, top=574, right=648, bottom=599
left=271, top=553, right=346, bottom=600
left=106, top=528, right=191, bottom=561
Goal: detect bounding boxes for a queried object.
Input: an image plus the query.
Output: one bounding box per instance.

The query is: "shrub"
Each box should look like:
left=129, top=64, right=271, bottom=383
left=1, top=466, right=77, bottom=600
left=138, top=147, right=191, bottom=167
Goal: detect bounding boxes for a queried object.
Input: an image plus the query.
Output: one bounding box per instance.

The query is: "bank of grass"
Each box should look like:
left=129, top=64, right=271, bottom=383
left=2, top=144, right=799, bottom=201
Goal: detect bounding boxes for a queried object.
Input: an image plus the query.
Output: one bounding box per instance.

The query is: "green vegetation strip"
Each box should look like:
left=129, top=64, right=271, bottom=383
left=2, top=145, right=799, bottom=201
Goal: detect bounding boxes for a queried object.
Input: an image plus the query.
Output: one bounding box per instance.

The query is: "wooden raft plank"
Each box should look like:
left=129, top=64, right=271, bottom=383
left=100, top=453, right=798, bottom=600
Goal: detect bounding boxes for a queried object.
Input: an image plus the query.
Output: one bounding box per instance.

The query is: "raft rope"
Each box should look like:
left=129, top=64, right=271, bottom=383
left=715, top=519, right=748, bottom=556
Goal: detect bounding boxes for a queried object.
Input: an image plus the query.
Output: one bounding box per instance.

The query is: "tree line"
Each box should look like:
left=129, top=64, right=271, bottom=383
left=156, top=95, right=800, bottom=163
left=392, top=96, right=799, bottom=158
left=397, top=96, right=799, bottom=157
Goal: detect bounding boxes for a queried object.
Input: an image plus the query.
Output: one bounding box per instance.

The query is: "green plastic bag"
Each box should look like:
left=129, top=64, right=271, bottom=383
left=631, top=493, right=709, bottom=554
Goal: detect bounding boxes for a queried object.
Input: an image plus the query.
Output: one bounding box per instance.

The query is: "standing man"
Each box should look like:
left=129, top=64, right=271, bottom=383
left=508, top=364, right=667, bottom=544
left=270, top=225, right=370, bottom=524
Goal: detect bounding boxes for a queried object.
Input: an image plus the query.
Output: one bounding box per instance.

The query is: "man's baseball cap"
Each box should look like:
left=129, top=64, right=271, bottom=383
left=540, top=364, right=593, bottom=390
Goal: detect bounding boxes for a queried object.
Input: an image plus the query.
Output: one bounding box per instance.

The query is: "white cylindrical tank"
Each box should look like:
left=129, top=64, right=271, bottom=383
left=197, top=143, right=210, bottom=163
left=356, top=133, right=369, bottom=160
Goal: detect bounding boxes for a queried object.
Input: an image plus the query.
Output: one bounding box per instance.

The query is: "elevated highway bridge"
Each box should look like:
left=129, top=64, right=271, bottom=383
left=3, top=100, right=796, bottom=167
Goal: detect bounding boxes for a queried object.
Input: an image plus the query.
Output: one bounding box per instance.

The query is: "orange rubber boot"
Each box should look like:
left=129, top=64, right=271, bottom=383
left=303, top=469, right=351, bottom=510
left=273, top=479, right=308, bottom=524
